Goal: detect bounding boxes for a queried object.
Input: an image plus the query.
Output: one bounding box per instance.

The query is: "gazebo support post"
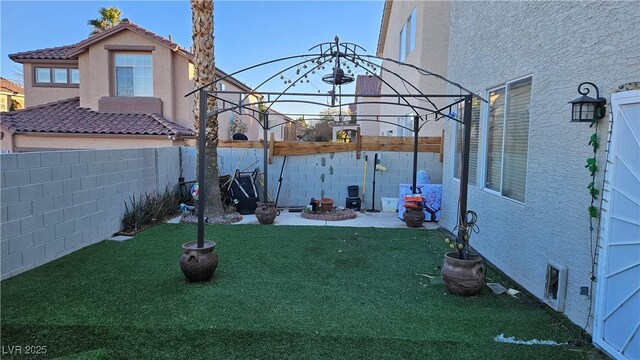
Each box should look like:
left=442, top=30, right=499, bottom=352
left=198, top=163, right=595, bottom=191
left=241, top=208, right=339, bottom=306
left=262, top=112, right=269, bottom=202
left=197, top=88, right=207, bottom=248
left=457, top=95, right=472, bottom=260
left=412, top=115, right=420, bottom=193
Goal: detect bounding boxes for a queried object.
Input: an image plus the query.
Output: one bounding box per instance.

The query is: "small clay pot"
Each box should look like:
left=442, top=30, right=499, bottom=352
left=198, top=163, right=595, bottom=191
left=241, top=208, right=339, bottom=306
left=180, top=241, right=219, bottom=282
left=320, top=198, right=334, bottom=212
left=255, top=201, right=277, bottom=224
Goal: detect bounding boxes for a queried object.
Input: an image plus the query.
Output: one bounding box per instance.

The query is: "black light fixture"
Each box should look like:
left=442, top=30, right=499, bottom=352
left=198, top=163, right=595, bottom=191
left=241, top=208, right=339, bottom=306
left=569, top=82, right=607, bottom=122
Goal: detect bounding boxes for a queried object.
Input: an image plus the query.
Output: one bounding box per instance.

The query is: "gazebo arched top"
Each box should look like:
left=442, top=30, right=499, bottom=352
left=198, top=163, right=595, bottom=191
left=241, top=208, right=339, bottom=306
left=187, top=36, right=485, bottom=126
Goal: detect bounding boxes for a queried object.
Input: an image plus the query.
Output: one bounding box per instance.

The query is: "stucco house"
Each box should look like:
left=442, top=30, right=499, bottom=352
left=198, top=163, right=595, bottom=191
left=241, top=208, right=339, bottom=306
left=0, top=77, right=24, bottom=112
left=352, top=75, right=383, bottom=136
left=2, top=19, right=290, bottom=153
left=379, top=1, right=639, bottom=358
left=375, top=0, right=449, bottom=138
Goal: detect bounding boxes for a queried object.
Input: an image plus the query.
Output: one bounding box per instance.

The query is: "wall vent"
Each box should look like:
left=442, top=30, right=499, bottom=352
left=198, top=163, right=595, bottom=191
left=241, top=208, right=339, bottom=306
left=544, top=261, right=568, bottom=312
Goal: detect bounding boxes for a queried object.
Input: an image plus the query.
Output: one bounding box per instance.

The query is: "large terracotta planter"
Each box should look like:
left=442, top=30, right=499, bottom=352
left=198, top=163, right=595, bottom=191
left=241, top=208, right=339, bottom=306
left=180, top=241, right=219, bottom=282
left=403, top=208, right=425, bottom=227
left=320, top=198, right=334, bottom=212
left=441, top=252, right=485, bottom=296
left=255, top=201, right=277, bottom=224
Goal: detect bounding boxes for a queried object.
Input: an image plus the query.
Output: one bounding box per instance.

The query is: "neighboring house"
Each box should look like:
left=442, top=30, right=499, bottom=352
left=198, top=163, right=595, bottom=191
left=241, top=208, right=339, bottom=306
left=0, top=77, right=24, bottom=112
left=0, top=97, right=193, bottom=152
left=376, top=0, right=449, bottom=137
left=378, top=0, right=639, bottom=356
left=352, top=75, right=383, bottom=136
left=3, top=19, right=286, bottom=152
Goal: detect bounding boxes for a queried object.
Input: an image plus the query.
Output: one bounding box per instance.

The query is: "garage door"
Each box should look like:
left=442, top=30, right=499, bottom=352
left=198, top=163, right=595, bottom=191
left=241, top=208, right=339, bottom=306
left=594, top=89, right=640, bottom=360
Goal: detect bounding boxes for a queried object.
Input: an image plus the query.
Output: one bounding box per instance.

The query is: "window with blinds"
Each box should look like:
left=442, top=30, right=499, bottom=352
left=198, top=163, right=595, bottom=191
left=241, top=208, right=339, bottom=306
left=484, top=77, right=532, bottom=202
left=453, top=98, right=481, bottom=186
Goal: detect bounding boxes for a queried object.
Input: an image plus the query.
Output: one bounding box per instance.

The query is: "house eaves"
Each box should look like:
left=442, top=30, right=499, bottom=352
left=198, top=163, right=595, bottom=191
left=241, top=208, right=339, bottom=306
left=376, top=0, right=393, bottom=57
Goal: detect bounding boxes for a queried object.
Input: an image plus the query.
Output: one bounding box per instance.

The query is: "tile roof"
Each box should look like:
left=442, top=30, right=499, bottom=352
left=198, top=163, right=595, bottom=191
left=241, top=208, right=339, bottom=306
left=355, top=75, right=382, bottom=96
left=9, top=19, right=252, bottom=92
left=68, top=19, right=192, bottom=59
left=8, top=44, right=79, bottom=61
left=0, top=77, right=24, bottom=94
left=0, top=97, right=194, bottom=138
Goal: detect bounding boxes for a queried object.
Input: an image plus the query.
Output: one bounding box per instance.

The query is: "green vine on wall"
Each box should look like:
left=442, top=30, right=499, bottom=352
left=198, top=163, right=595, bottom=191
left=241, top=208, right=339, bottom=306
left=586, top=123, right=600, bottom=219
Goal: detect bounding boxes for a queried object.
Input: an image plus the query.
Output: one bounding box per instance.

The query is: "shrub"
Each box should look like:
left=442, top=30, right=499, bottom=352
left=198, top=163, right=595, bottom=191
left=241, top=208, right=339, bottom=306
left=121, top=187, right=181, bottom=233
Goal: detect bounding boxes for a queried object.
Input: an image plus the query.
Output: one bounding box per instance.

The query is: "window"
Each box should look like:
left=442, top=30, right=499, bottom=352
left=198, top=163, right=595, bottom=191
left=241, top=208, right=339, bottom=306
left=0, top=96, right=7, bottom=112
left=484, top=77, right=532, bottom=202
left=238, top=92, right=244, bottom=114
left=35, top=68, right=51, bottom=83
left=70, top=69, right=80, bottom=84
left=396, top=115, right=413, bottom=137
left=399, top=27, right=406, bottom=61
left=398, top=8, right=417, bottom=61
left=53, top=69, right=67, bottom=83
left=453, top=98, right=481, bottom=186
left=34, top=67, right=79, bottom=85
left=409, top=8, right=416, bottom=54
left=114, top=54, right=152, bottom=97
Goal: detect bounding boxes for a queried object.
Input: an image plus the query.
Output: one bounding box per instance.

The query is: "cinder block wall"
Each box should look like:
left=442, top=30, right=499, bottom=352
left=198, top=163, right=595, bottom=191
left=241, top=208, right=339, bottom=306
left=0, top=147, right=186, bottom=280
left=1, top=146, right=441, bottom=280
left=217, top=148, right=443, bottom=208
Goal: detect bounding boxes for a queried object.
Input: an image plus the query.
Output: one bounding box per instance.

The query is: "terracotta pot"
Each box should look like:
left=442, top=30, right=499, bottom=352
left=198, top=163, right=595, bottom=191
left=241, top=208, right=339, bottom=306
left=255, top=201, right=277, bottom=224
left=441, top=252, right=485, bottom=296
left=403, top=208, right=425, bottom=227
left=180, top=241, right=219, bottom=282
left=320, top=198, right=334, bottom=212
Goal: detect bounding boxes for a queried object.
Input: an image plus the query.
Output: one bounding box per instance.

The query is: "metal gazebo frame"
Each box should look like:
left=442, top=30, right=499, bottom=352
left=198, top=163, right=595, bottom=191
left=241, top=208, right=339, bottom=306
left=187, top=37, right=485, bottom=259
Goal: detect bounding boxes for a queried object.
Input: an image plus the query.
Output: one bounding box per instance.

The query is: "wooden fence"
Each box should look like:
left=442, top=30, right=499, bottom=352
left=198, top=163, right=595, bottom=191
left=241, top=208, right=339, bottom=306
left=219, top=133, right=444, bottom=164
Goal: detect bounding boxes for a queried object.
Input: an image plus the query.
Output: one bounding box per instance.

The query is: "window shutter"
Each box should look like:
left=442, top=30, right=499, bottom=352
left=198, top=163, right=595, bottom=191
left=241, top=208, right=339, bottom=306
left=501, top=78, right=532, bottom=202
left=486, top=88, right=505, bottom=191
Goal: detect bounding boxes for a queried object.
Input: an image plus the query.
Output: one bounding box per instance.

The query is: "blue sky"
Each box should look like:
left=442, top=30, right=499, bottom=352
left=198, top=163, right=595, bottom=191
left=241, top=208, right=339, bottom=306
left=1, top=0, right=384, bottom=114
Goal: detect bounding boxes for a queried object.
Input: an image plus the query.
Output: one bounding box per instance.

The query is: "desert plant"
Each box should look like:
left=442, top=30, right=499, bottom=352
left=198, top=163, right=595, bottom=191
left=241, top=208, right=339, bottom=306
left=229, top=116, right=248, bottom=136
left=121, top=187, right=181, bottom=233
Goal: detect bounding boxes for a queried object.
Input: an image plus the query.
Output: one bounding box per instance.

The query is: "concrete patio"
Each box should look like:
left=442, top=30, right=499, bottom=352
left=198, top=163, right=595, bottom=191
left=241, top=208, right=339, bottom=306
left=233, top=209, right=439, bottom=229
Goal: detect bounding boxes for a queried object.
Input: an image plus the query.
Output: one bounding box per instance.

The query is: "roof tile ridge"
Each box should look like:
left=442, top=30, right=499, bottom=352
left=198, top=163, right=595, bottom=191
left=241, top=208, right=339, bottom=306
left=147, top=113, right=178, bottom=135
left=8, top=43, right=80, bottom=58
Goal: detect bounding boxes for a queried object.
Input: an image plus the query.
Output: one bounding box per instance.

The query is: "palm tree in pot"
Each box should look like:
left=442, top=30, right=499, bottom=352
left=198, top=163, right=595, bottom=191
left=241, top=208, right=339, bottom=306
left=180, top=0, right=222, bottom=282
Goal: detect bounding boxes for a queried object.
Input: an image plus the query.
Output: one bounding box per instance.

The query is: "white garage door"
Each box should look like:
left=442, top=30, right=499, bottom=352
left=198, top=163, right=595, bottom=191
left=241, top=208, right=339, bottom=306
left=594, top=89, right=640, bottom=360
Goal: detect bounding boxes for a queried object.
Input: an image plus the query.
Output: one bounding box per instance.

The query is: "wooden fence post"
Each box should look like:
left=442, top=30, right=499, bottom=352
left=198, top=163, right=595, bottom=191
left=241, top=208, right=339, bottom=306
left=268, top=132, right=275, bottom=164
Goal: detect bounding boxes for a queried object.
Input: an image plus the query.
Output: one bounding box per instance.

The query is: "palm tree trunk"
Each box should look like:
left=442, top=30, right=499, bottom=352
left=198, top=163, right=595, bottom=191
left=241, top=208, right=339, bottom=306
left=191, top=0, right=224, bottom=218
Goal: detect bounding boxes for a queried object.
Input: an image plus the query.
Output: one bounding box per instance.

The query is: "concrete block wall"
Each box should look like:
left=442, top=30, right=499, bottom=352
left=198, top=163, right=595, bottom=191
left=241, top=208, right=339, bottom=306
left=1, top=147, right=185, bottom=280
left=1, top=146, right=440, bottom=279
left=216, top=148, right=443, bottom=208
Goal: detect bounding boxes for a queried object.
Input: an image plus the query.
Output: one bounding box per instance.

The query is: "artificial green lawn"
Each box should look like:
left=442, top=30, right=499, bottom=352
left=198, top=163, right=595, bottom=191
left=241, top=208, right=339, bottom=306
left=1, top=224, right=600, bottom=359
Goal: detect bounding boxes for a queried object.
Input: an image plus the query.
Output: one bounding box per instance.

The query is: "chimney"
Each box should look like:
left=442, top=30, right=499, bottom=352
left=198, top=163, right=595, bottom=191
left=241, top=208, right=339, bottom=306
left=168, top=35, right=173, bottom=42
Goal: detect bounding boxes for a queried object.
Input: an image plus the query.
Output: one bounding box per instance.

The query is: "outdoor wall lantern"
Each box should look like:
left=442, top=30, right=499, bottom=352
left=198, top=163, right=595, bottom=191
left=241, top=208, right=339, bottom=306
left=569, top=82, right=607, bottom=122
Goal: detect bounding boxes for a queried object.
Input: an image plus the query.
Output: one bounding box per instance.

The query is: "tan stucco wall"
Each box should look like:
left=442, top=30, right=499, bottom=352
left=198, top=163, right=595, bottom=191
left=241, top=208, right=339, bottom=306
left=12, top=134, right=186, bottom=151
left=357, top=102, right=382, bottom=136
left=0, top=128, right=14, bottom=152
left=23, top=63, right=79, bottom=107
left=378, top=0, right=449, bottom=137
left=77, top=29, right=261, bottom=141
